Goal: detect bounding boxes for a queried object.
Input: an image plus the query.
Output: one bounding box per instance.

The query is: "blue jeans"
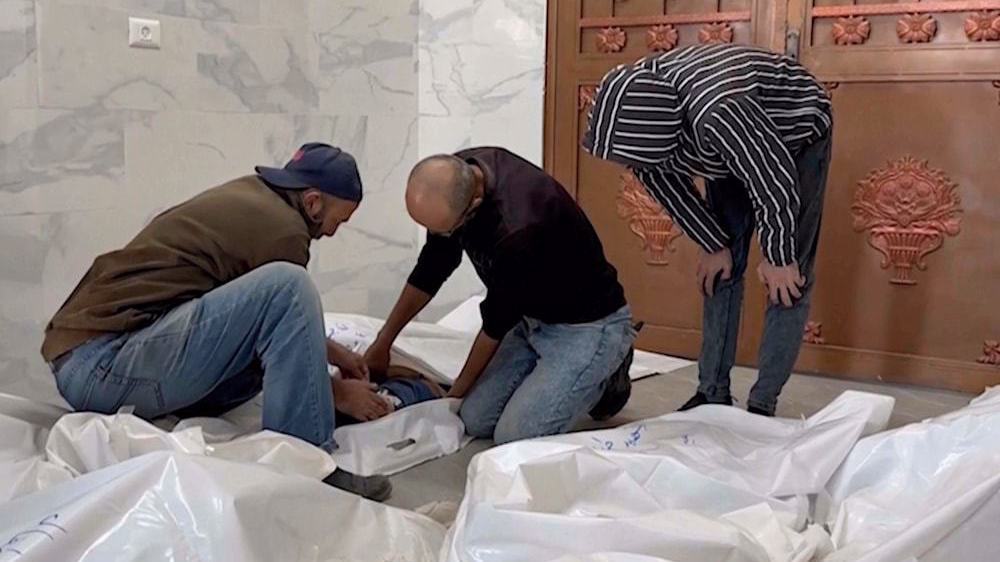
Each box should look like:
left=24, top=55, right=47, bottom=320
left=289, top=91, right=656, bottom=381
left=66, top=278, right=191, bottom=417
left=698, top=132, right=832, bottom=414
left=460, top=306, right=634, bottom=444
left=51, top=262, right=337, bottom=452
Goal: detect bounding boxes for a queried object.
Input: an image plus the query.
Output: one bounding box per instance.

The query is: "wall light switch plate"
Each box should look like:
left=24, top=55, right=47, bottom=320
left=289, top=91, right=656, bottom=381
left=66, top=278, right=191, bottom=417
left=128, top=17, right=161, bottom=49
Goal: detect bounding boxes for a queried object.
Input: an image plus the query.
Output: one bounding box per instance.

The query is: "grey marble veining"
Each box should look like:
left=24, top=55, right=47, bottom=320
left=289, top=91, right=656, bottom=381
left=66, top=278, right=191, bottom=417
left=364, top=114, right=419, bottom=194
left=319, top=38, right=414, bottom=75
left=260, top=0, right=308, bottom=29
left=414, top=0, right=547, bottom=308
left=0, top=0, right=37, bottom=110
left=290, top=114, right=368, bottom=167
left=196, top=24, right=318, bottom=113
left=124, top=0, right=259, bottom=24
left=316, top=35, right=416, bottom=116
left=314, top=0, right=418, bottom=117
left=120, top=111, right=369, bottom=219
left=1, top=107, right=132, bottom=196
left=36, top=3, right=320, bottom=112
left=0, top=206, right=151, bottom=405
left=417, top=0, right=545, bottom=156
left=418, top=0, right=474, bottom=45
left=0, top=214, right=53, bottom=284
left=492, top=0, right=544, bottom=26
left=0, top=30, right=26, bottom=84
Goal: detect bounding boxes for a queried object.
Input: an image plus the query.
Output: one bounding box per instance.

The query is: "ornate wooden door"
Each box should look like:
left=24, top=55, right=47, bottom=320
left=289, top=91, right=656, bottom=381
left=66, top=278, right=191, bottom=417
left=544, top=0, right=1000, bottom=392
left=787, top=0, right=1000, bottom=392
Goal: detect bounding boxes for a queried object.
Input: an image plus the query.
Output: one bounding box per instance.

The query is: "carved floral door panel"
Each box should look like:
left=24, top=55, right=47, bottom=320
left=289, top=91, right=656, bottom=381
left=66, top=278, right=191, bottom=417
left=787, top=1, right=1000, bottom=391
left=545, top=0, right=1000, bottom=392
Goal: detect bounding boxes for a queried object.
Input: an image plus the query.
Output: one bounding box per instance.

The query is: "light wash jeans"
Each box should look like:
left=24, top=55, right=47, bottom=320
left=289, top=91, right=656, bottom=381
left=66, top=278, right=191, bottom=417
left=51, top=262, right=337, bottom=452
left=459, top=306, right=635, bottom=444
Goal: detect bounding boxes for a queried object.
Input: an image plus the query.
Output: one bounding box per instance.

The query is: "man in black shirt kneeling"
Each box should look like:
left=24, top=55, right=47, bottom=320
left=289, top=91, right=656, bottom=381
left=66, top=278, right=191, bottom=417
left=365, top=147, right=636, bottom=443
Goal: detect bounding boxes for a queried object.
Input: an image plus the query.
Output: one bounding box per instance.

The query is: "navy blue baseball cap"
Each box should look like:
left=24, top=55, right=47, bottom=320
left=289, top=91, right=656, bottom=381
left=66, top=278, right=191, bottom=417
left=255, top=143, right=363, bottom=202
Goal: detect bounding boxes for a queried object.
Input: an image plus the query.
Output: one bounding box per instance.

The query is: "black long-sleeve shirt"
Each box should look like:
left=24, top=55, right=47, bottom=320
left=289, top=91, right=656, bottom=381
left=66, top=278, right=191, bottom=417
left=407, top=147, right=626, bottom=340
left=585, top=44, right=832, bottom=266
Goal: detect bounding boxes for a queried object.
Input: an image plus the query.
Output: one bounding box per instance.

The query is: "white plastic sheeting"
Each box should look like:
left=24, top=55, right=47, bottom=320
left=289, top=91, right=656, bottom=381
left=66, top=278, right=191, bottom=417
left=197, top=389, right=469, bottom=477
left=552, top=552, right=684, bottom=562
left=441, top=391, right=893, bottom=562
left=0, top=396, right=445, bottom=561
left=330, top=399, right=471, bottom=476
left=36, top=394, right=464, bottom=480
left=49, top=413, right=336, bottom=480
left=0, top=452, right=445, bottom=562
left=5, top=380, right=1000, bottom=560
left=0, top=395, right=73, bottom=502
left=0, top=396, right=336, bottom=501
left=822, top=386, right=1000, bottom=562
left=324, top=313, right=470, bottom=386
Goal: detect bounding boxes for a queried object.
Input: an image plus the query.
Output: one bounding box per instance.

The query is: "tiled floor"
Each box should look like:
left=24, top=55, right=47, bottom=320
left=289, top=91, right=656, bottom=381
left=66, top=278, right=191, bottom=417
left=386, top=365, right=973, bottom=511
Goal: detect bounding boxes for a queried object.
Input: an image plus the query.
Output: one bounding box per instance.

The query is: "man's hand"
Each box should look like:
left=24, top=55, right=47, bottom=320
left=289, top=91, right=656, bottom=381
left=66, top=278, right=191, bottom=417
left=696, top=248, right=733, bottom=297
left=757, top=260, right=805, bottom=308
left=327, top=339, right=369, bottom=380
left=363, top=283, right=434, bottom=379
left=363, top=341, right=391, bottom=379
left=336, top=349, right=370, bottom=381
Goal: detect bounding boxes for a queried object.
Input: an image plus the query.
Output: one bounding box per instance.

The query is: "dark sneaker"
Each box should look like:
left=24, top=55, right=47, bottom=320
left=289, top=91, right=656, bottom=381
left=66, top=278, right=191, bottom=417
left=323, top=468, right=392, bottom=502
left=589, top=347, right=634, bottom=421
left=747, top=404, right=775, bottom=417
left=677, top=392, right=733, bottom=412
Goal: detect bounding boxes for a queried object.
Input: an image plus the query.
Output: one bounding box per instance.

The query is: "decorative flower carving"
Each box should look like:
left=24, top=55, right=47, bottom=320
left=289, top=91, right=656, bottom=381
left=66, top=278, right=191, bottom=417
left=897, top=13, right=937, bottom=43
left=617, top=172, right=683, bottom=265
left=698, top=22, right=734, bottom=45
left=803, top=321, right=826, bottom=345
left=832, top=16, right=871, bottom=45
left=965, top=11, right=1000, bottom=42
left=851, top=156, right=962, bottom=285
left=979, top=340, right=1000, bottom=365
left=597, top=27, right=627, bottom=53
left=647, top=24, right=679, bottom=52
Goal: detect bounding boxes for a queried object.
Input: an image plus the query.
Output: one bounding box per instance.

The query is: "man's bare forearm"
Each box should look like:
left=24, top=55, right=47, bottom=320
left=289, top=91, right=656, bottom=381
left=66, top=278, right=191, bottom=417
left=326, top=339, right=348, bottom=364
left=448, top=330, right=500, bottom=398
left=372, top=284, right=433, bottom=349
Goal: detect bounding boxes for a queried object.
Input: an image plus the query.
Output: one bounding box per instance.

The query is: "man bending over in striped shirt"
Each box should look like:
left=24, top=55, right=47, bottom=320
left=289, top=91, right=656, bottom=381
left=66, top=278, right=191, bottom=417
left=584, top=44, right=833, bottom=416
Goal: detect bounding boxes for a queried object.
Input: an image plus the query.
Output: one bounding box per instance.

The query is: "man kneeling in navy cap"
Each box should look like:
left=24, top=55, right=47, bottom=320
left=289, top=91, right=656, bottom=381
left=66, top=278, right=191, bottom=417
left=41, top=143, right=392, bottom=501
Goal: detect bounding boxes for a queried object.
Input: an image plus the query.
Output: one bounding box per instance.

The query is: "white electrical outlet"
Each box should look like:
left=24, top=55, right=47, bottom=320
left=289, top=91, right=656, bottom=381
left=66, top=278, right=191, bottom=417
left=128, top=17, right=161, bottom=49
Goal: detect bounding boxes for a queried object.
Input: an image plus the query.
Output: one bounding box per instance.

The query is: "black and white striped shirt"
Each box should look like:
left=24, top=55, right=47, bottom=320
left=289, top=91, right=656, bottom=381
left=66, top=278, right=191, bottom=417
left=584, top=44, right=832, bottom=266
